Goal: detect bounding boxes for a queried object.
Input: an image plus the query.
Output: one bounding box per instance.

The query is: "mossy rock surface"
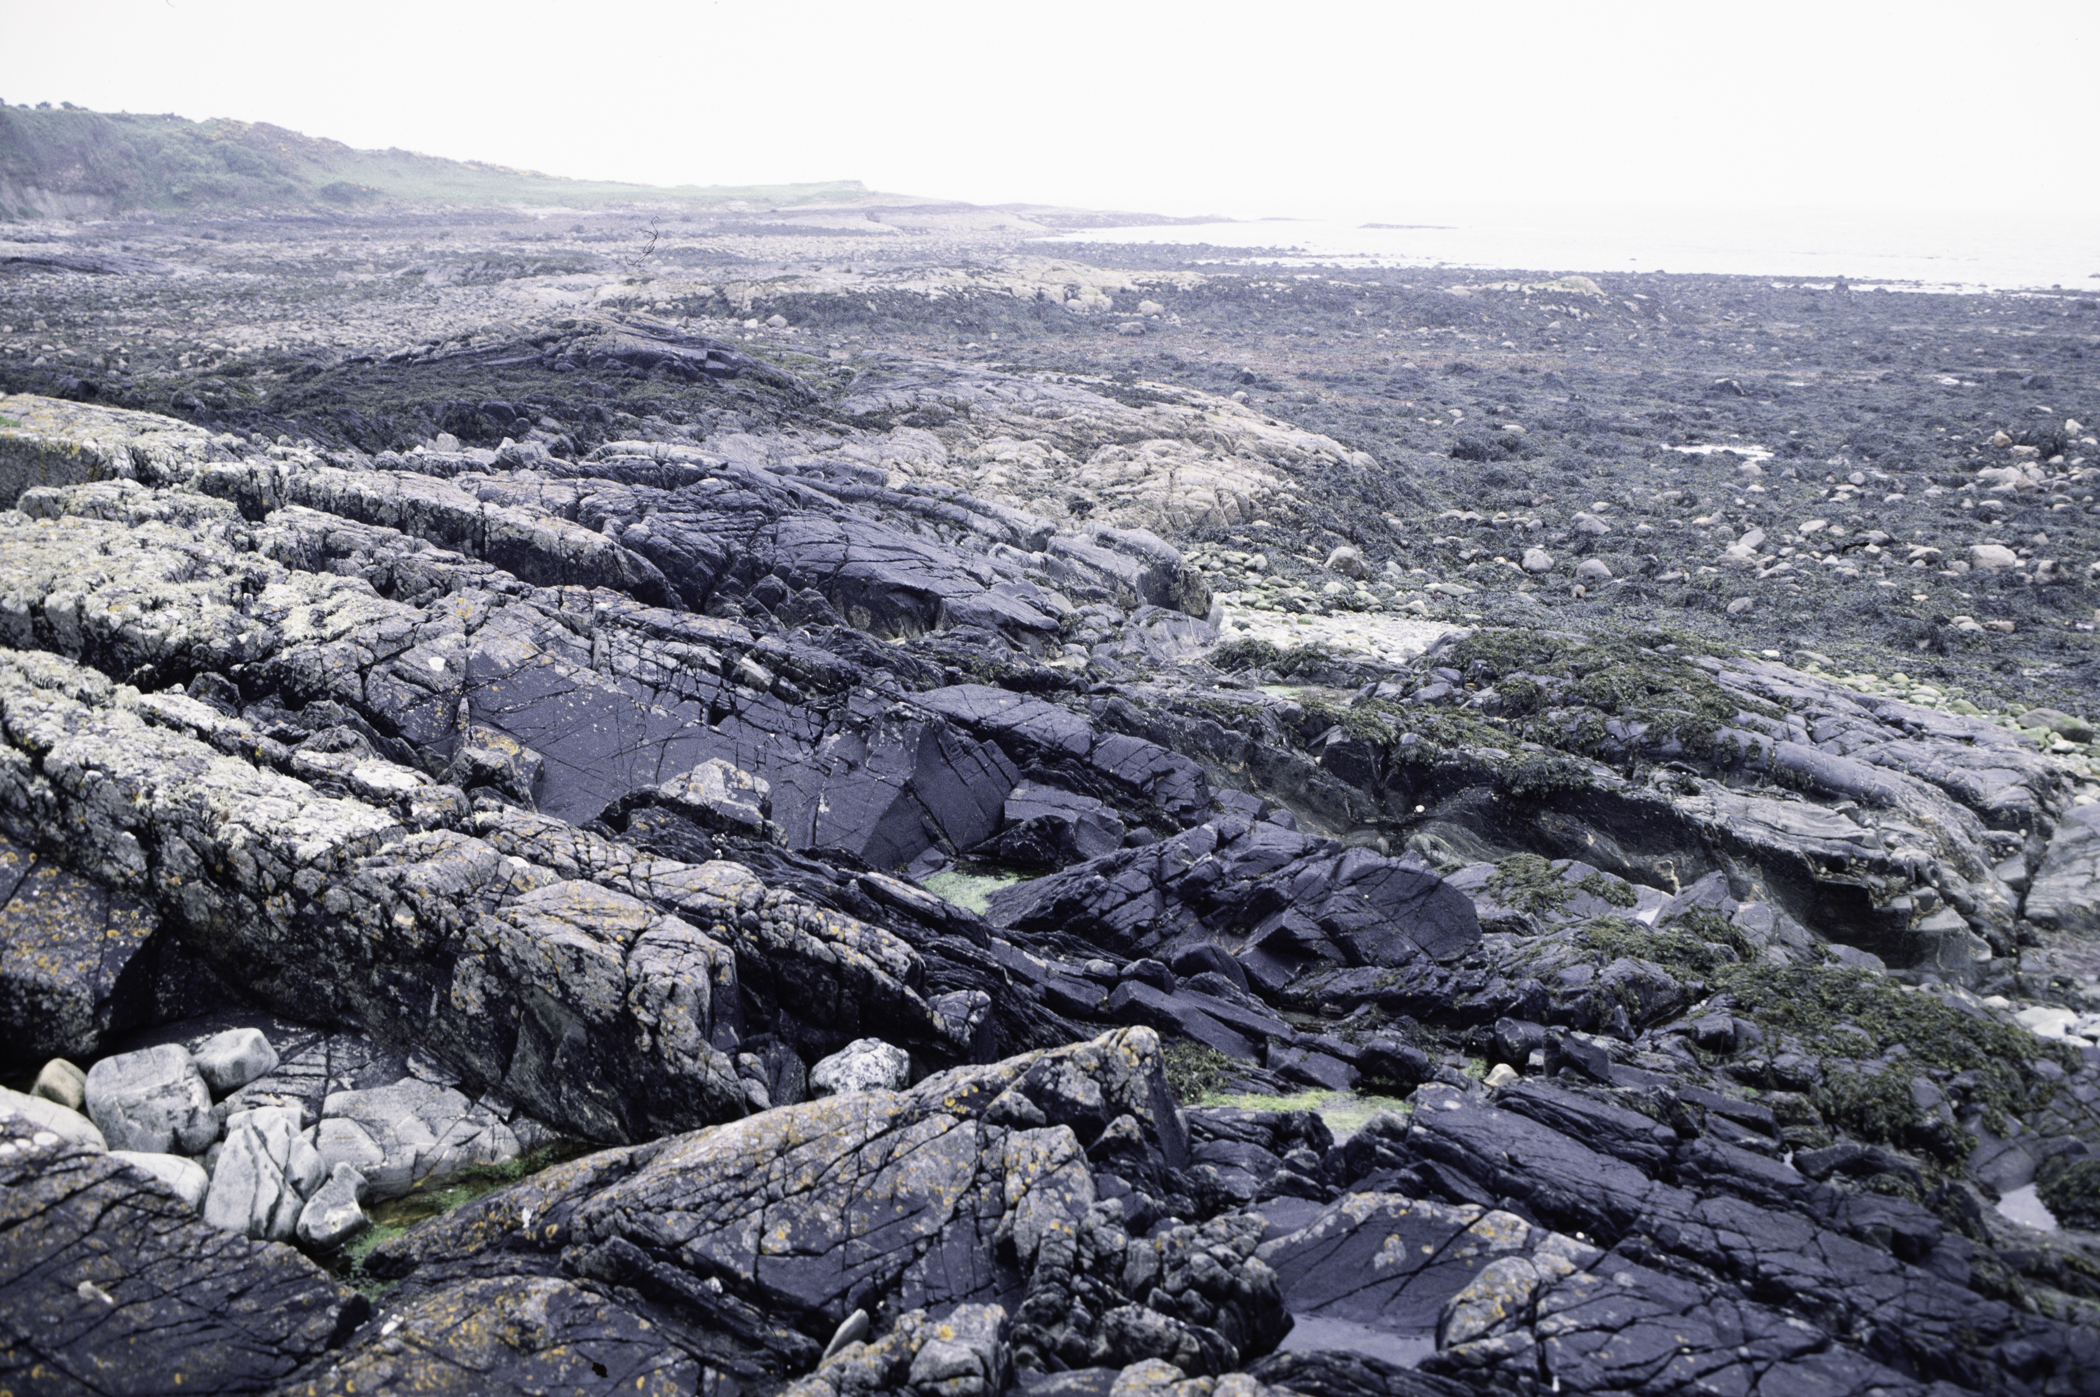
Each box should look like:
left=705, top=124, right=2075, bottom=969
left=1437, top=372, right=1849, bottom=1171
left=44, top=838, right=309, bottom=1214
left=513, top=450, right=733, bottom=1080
left=922, top=867, right=1029, bottom=916
left=324, top=1142, right=591, bottom=1297
left=1163, top=1040, right=1234, bottom=1102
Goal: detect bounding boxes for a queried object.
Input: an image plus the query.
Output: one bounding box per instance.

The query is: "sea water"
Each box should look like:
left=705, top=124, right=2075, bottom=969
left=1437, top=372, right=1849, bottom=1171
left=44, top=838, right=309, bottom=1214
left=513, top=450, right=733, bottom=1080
left=1046, top=201, right=2100, bottom=294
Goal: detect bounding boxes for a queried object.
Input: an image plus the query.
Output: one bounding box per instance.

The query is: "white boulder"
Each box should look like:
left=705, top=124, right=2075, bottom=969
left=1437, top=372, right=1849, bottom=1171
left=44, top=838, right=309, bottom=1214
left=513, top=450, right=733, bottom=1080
left=809, top=1038, right=911, bottom=1097
left=85, top=1045, right=216, bottom=1155
left=192, top=1028, right=279, bottom=1095
left=110, top=1150, right=211, bottom=1208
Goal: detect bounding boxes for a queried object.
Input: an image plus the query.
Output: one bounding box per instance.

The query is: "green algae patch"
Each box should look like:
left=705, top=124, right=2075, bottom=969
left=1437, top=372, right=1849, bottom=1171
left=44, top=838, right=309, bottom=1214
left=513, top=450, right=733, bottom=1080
left=1379, top=626, right=1780, bottom=771
left=1714, top=964, right=2075, bottom=1158
left=1195, top=1086, right=1414, bottom=1142
left=1317, top=1092, right=1415, bottom=1140
left=1488, top=853, right=1577, bottom=916
left=1579, top=911, right=1754, bottom=976
left=1720, top=965, right=2043, bottom=1074
left=922, top=867, right=1029, bottom=915
left=323, top=1141, right=591, bottom=1298
left=1203, top=1087, right=1338, bottom=1112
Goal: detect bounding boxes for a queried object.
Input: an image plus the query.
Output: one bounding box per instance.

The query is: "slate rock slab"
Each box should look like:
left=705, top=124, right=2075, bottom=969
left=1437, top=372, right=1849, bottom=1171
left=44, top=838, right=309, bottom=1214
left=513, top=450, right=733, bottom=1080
left=0, top=1137, right=364, bottom=1394
left=355, top=1029, right=1232, bottom=1386
left=1257, top=1194, right=1598, bottom=1335
left=994, top=783, right=1126, bottom=868
left=2028, top=803, right=2100, bottom=935
left=989, top=817, right=1478, bottom=992
left=0, top=833, right=169, bottom=1066
left=282, top=1274, right=700, bottom=1396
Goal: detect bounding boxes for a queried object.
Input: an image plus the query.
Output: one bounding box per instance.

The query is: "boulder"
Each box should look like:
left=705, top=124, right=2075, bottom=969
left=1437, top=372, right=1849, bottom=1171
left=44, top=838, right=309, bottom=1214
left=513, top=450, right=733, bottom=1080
left=0, top=1083, right=106, bottom=1151
left=445, top=724, right=546, bottom=802
left=32, top=1057, right=86, bottom=1111
left=202, top=1106, right=307, bottom=1241
left=1521, top=547, right=1554, bottom=573
left=994, top=784, right=1127, bottom=868
left=1323, top=546, right=1368, bottom=579
left=84, top=1044, right=216, bottom=1155
left=108, top=1149, right=211, bottom=1208
left=810, top=1037, right=911, bottom=1096
left=296, top=1162, right=370, bottom=1247
left=317, top=1078, right=521, bottom=1201
left=1970, top=543, right=2020, bottom=572
left=788, top=1303, right=1013, bottom=1397
left=2018, top=708, right=2094, bottom=743
left=654, top=758, right=776, bottom=838
left=192, top=1026, right=279, bottom=1094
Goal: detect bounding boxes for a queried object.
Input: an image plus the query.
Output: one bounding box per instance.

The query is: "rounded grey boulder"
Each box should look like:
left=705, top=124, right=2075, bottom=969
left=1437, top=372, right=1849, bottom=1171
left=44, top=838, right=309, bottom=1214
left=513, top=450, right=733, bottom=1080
left=193, top=1028, right=279, bottom=1095
left=32, top=1058, right=86, bottom=1112
left=85, top=1044, right=216, bottom=1154
left=296, top=1163, right=369, bottom=1247
left=1322, top=545, right=1367, bottom=579
left=0, top=1084, right=106, bottom=1152
left=202, top=1106, right=308, bottom=1241
left=110, top=1149, right=211, bottom=1208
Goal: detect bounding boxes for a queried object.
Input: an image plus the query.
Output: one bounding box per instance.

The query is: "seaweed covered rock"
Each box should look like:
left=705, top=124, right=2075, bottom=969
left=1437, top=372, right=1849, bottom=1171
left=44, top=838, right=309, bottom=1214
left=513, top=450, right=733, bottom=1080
left=2037, top=1154, right=2100, bottom=1232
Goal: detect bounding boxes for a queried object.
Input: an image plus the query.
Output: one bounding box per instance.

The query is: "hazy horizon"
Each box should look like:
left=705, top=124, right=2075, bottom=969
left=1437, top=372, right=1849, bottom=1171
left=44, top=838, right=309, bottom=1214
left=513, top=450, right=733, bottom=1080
left=8, top=0, right=2100, bottom=229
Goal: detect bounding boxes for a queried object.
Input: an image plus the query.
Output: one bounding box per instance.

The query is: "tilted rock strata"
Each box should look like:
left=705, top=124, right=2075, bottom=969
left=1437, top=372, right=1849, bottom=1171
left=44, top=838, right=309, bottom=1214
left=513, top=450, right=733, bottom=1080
left=1, top=387, right=2098, bottom=1397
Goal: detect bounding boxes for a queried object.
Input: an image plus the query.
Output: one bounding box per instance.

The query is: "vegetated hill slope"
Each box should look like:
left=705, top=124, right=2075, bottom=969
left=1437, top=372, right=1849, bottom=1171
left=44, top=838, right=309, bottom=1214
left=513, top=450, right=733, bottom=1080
left=0, top=104, right=895, bottom=218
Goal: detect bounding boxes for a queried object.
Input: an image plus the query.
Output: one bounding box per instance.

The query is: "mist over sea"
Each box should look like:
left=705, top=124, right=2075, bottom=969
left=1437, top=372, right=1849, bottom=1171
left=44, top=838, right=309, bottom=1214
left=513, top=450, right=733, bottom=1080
left=1047, top=201, right=2100, bottom=293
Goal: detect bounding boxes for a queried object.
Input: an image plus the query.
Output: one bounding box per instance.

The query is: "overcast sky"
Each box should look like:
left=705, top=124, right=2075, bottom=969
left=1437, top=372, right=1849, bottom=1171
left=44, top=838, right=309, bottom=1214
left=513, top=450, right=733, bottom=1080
left=8, top=0, right=2097, bottom=222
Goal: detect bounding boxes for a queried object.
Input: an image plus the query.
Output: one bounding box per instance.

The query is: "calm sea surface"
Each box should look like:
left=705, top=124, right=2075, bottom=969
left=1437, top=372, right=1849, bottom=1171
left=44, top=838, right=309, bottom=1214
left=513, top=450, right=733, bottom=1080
left=1045, top=203, right=2100, bottom=293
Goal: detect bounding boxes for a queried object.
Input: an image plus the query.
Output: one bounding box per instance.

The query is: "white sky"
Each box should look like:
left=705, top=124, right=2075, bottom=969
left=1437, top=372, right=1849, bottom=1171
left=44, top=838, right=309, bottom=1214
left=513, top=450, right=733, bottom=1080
left=7, top=0, right=2098, bottom=222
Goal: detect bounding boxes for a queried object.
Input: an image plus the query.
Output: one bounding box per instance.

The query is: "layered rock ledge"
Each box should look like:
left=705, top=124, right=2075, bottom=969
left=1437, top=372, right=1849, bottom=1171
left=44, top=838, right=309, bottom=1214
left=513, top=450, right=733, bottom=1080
left=2, top=387, right=2099, bottom=1397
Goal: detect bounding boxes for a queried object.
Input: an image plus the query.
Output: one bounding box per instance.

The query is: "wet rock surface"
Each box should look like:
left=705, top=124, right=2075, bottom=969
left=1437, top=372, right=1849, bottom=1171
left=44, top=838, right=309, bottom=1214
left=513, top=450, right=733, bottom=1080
left=0, top=202, right=2098, bottom=1397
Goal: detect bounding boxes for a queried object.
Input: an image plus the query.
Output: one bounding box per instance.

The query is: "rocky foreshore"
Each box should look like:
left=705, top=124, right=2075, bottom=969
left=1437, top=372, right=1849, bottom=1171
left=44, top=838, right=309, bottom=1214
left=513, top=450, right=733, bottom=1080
left=2, top=203, right=2100, bottom=1397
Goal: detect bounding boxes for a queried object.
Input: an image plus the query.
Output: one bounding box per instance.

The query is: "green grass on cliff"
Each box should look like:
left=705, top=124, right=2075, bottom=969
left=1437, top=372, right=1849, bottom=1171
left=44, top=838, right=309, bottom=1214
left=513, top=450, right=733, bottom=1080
left=0, top=105, right=902, bottom=217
